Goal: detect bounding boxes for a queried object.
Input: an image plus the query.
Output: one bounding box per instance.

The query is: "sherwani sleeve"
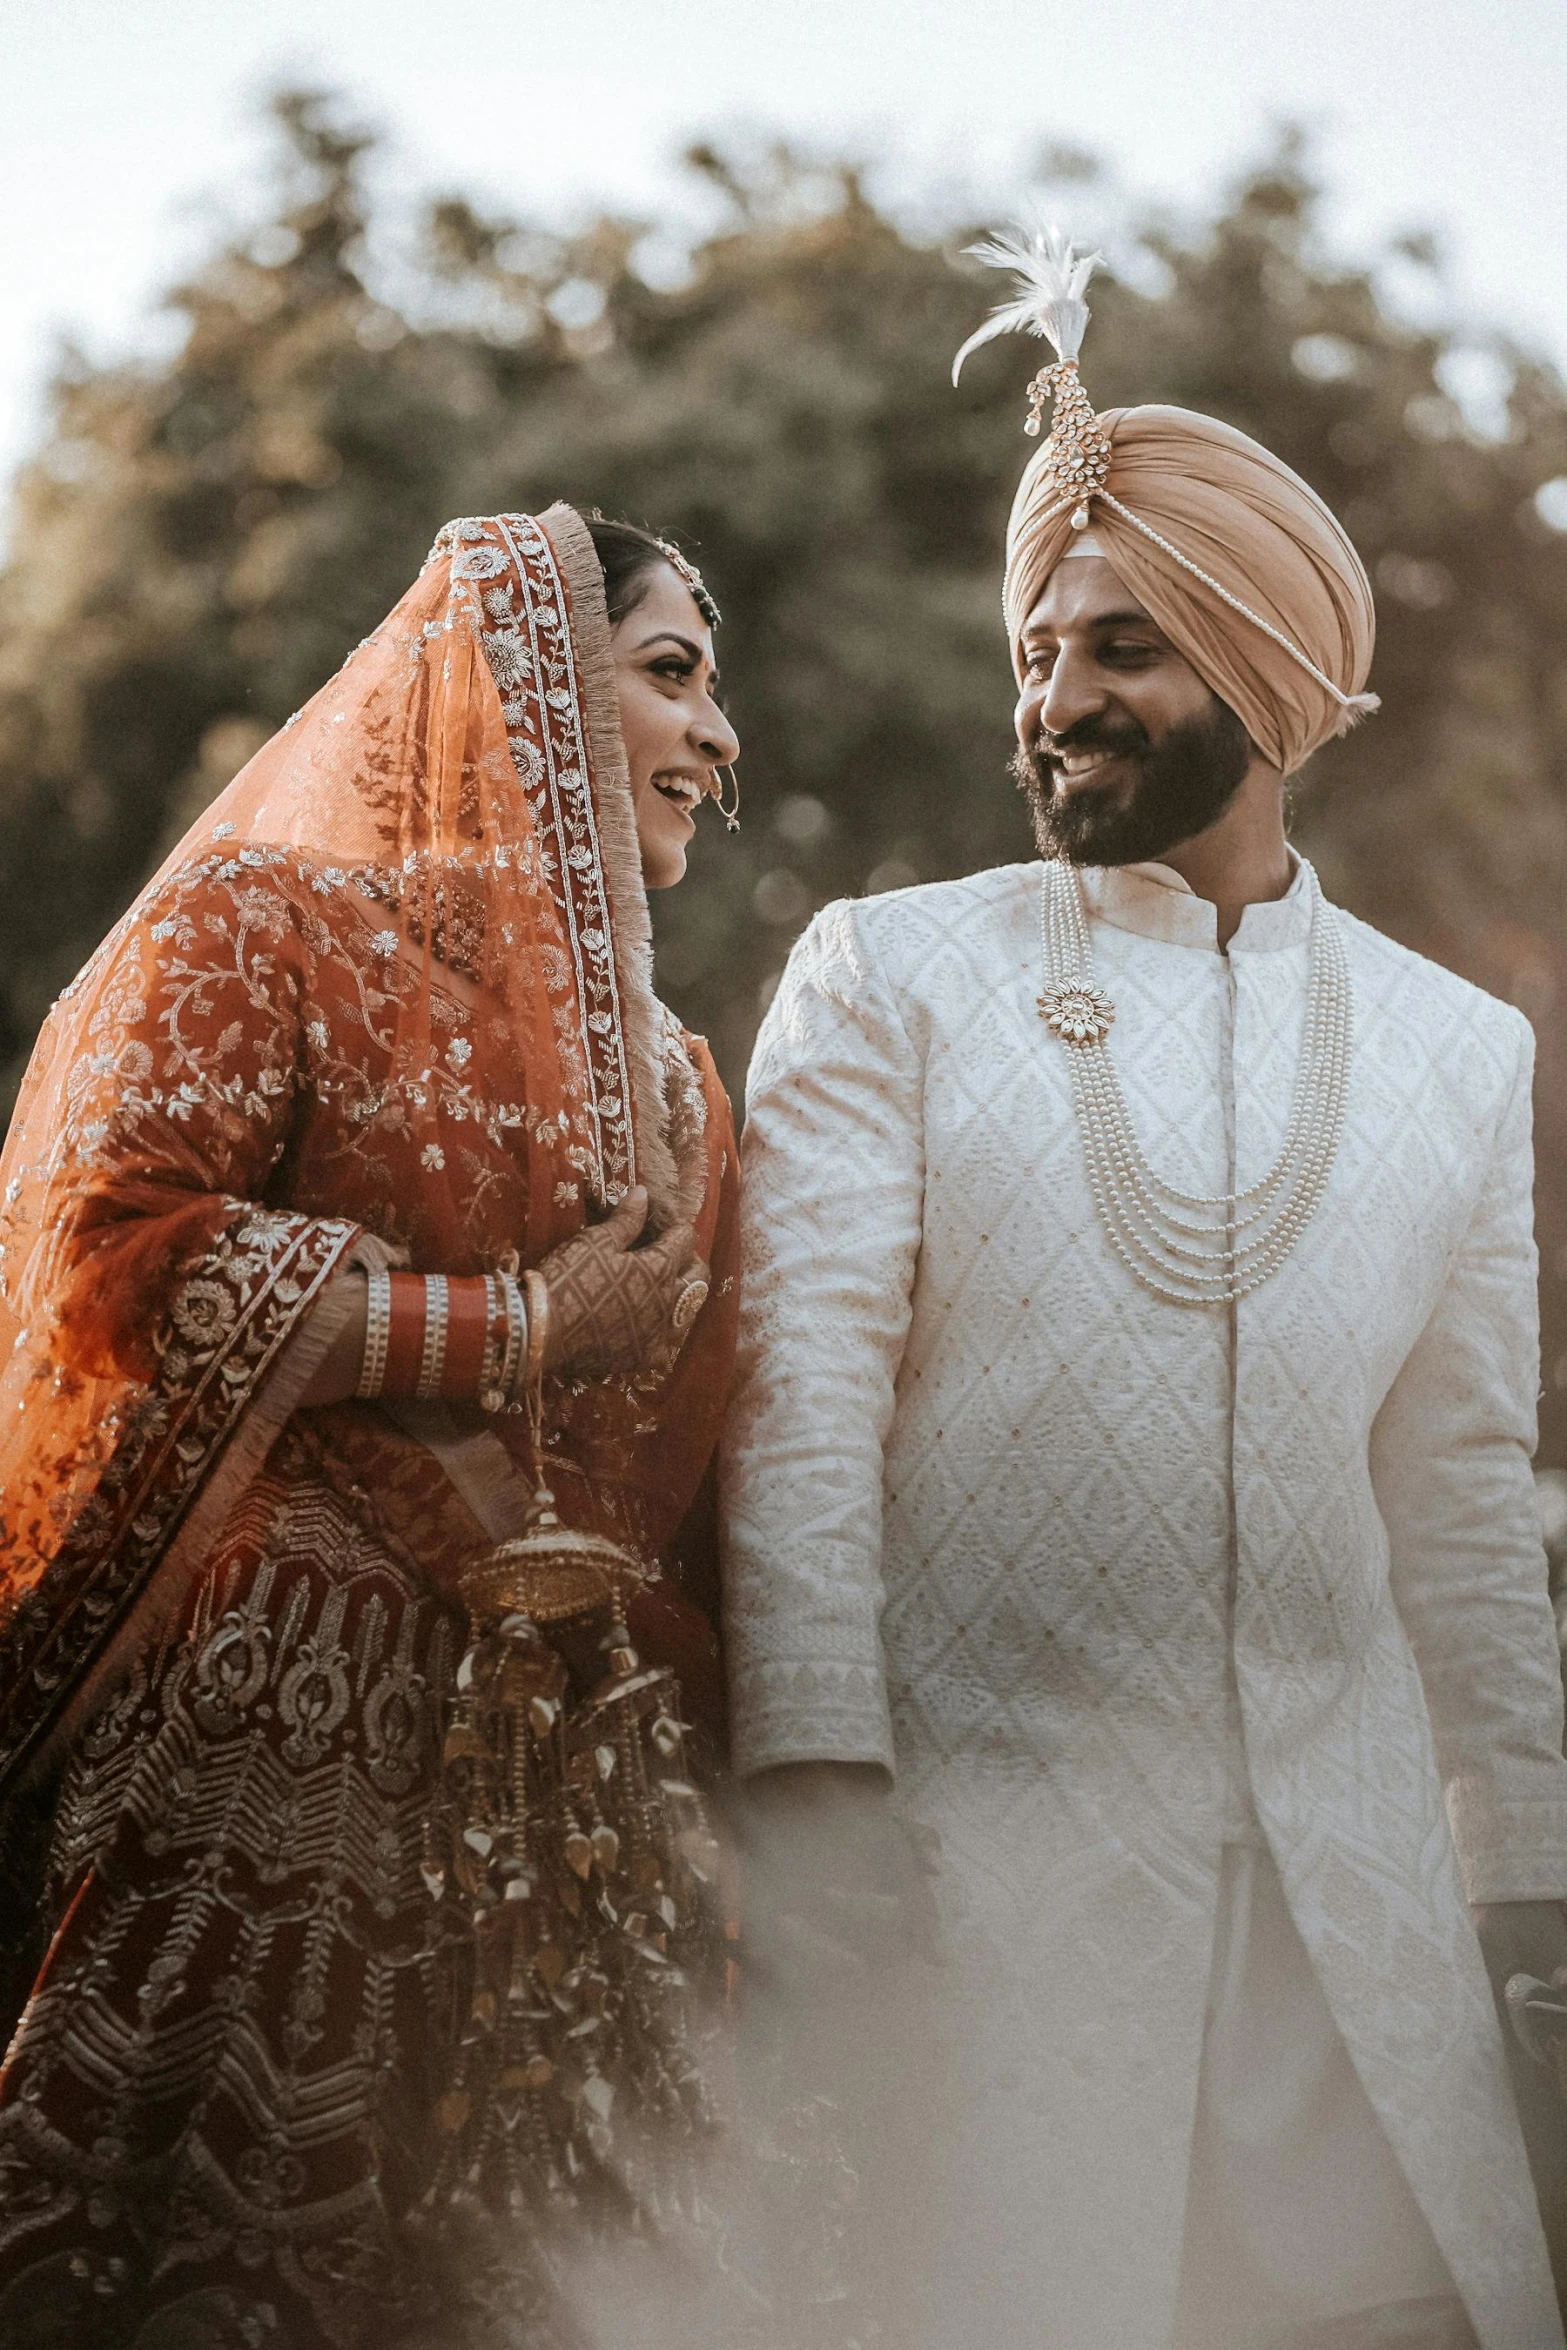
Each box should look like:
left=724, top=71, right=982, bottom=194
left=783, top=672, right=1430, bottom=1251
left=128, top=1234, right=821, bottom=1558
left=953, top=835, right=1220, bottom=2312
left=720, top=899, right=925, bottom=1777
left=1371, top=1013, right=1567, bottom=1903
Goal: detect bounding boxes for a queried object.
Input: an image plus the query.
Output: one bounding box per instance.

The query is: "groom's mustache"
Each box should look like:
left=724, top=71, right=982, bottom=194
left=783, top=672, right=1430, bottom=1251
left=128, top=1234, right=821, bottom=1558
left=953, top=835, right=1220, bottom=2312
left=1037, top=713, right=1152, bottom=765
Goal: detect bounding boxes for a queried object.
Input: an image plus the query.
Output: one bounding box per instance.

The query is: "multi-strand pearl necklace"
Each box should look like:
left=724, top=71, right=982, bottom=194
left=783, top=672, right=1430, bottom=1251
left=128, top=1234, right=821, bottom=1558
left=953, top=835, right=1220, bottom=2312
left=1037, top=859, right=1352, bottom=1306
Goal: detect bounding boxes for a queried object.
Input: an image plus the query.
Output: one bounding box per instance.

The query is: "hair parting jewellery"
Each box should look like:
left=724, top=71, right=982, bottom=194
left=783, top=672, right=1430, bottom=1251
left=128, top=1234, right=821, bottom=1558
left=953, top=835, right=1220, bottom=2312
left=950, top=221, right=1377, bottom=725
left=655, top=536, right=721, bottom=627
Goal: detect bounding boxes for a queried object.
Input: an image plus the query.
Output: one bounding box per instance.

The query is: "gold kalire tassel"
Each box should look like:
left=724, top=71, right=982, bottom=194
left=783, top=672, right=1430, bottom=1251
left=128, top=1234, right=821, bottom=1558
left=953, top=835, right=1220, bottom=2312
left=419, top=1282, right=722, bottom=2236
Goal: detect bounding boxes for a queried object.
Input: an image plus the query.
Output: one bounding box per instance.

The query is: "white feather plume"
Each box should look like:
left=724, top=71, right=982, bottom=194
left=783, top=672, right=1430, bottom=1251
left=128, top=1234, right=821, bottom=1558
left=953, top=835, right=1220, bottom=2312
left=951, top=221, right=1105, bottom=386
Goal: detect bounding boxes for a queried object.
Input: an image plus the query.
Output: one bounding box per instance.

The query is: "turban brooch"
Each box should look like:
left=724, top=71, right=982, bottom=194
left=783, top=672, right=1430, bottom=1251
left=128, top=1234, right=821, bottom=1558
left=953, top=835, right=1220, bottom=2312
left=954, top=225, right=1379, bottom=774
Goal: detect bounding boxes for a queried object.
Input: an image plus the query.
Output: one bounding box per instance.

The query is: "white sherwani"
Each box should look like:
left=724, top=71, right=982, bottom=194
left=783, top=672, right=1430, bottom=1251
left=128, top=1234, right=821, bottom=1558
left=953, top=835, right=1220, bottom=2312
left=721, top=855, right=1567, bottom=2350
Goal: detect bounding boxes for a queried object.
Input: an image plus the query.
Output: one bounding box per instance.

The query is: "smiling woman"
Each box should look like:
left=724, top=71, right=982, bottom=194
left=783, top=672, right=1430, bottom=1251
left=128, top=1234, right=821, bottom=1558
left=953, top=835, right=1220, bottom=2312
left=0, top=502, right=745, bottom=2348
left=588, top=516, right=740, bottom=888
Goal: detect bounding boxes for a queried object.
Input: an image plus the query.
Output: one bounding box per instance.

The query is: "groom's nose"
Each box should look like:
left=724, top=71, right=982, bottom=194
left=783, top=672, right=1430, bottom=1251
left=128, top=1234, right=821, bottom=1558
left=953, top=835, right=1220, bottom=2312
left=1040, top=642, right=1110, bottom=744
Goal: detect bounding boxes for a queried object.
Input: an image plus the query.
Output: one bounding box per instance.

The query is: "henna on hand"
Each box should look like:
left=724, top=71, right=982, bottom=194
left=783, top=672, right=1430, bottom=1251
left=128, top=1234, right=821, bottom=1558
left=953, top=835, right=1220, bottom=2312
left=538, top=1185, right=707, bottom=1381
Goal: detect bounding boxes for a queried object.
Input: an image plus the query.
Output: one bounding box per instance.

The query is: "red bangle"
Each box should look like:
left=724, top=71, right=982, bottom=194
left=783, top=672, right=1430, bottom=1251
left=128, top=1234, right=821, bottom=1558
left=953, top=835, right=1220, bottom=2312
left=441, top=1277, right=492, bottom=1398
left=383, top=1273, right=428, bottom=1394
left=376, top=1272, right=515, bottom=1406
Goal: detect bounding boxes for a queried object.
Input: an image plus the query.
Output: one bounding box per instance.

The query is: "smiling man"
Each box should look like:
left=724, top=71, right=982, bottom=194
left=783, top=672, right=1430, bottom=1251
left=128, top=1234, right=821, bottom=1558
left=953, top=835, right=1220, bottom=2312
left=721, top=239, right=1567, bottom=2350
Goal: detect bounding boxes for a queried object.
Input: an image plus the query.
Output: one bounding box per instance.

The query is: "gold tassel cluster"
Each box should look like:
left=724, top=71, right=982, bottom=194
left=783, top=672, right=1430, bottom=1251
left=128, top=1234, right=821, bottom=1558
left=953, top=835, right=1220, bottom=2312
left=418, top=1516, right=723, bottom=2231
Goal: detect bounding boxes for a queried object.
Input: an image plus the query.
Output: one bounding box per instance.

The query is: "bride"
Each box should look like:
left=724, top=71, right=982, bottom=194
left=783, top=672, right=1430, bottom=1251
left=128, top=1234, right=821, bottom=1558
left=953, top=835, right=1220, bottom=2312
left=0, top=503, right=741, bottom=2347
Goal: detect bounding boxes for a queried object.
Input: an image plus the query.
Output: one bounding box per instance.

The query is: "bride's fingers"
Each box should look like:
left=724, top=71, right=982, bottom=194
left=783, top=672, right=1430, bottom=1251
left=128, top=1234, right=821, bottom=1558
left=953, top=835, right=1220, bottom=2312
left=636, top=1221, right=700, bottom=1291
left=536, top=1215, right=706, bottom=1378
left=592, top=1185, right=649, bottom=1254
left=638, top=1250, right=710, bottom=1338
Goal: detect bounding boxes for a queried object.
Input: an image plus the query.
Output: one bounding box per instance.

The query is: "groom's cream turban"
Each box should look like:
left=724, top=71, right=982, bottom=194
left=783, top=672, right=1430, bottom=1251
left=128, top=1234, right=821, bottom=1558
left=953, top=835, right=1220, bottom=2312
left=1003, top=404, right=1377, bottom=777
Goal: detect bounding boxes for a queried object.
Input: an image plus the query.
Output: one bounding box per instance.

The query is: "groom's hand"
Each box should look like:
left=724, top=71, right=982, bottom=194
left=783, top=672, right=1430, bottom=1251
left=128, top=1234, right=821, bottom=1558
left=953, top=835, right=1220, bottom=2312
left=1476, top=1899, right=1567, bottom=2298
left=1473, top=1899, right=1567, bottom=2007
left=739, top=1760, right=940, bottom=1992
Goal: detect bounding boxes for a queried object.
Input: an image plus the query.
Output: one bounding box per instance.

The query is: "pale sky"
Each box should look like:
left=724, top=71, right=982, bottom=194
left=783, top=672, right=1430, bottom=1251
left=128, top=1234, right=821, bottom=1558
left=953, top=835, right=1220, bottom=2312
left=3, top=0, right=1565, bottom=488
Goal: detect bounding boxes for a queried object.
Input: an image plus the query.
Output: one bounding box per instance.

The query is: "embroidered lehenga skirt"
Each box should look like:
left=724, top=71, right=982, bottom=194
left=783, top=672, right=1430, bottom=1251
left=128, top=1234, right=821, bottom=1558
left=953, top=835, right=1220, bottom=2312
left=0, top=1426, right=479, bottom=2350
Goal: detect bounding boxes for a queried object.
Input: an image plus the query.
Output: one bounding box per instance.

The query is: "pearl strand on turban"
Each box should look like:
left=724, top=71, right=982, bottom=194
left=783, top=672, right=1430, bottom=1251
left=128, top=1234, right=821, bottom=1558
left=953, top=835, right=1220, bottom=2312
left=954, top=225, right=1378, bottom=774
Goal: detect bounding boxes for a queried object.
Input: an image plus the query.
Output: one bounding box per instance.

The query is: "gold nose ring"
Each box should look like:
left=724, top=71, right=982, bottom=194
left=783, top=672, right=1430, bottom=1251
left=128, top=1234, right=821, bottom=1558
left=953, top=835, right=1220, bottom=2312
left=714, top=766, right=741, bottom=835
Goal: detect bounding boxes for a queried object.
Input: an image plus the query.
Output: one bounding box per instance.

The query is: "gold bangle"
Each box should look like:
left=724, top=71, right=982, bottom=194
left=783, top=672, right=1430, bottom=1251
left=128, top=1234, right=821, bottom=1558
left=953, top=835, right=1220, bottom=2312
left=416, top=1274, right=449, bottom=1401
left=355, top=1267, right=392, bottom=1399
left=522, top=1268, right=549, bottom=1402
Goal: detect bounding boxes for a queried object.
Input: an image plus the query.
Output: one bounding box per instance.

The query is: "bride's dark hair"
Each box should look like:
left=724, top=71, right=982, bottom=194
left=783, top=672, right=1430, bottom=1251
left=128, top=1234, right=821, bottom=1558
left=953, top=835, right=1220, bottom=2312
left=585, top=514, right=720, bottom=631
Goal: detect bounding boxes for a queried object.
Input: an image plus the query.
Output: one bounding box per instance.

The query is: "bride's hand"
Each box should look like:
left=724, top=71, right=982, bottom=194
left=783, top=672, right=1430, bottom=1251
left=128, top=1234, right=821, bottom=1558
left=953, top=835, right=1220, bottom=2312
left=539, top=1185, right=707, bottom=1381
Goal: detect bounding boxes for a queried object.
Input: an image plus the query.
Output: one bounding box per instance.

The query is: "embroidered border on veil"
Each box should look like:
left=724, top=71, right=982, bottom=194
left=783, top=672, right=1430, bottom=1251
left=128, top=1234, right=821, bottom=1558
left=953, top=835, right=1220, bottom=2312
left=0, top=503, right=724, bottom=1802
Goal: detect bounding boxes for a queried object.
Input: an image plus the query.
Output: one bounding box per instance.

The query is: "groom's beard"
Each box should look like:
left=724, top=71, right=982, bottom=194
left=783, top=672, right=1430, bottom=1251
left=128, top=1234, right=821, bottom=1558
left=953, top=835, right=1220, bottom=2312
left=1012, top=696, right=1254, bottom=867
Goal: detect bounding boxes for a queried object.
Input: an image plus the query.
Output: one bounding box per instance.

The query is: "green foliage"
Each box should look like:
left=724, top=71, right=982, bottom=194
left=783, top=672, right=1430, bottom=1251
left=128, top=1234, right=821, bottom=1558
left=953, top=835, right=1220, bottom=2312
left=5, top=97, right=1567, bottom=1457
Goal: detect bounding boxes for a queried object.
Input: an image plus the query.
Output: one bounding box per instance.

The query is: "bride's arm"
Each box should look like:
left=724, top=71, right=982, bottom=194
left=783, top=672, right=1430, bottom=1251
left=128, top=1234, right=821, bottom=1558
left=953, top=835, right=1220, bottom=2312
left=298, top=1186, right=705, bottom=1405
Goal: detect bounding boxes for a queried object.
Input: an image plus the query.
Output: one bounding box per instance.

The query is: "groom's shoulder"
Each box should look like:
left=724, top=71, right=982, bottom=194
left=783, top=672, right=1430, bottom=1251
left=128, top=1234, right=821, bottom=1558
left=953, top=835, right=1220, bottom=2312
left=1330, top=895, right=1532, bottom=1072
left=799, top=862, right=1039, bottom=989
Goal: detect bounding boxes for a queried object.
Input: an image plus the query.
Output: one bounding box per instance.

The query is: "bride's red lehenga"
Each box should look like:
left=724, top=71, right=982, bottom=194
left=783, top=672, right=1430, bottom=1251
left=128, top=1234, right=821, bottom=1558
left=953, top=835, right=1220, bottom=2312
left=0, top=505, right=738, bottom=2348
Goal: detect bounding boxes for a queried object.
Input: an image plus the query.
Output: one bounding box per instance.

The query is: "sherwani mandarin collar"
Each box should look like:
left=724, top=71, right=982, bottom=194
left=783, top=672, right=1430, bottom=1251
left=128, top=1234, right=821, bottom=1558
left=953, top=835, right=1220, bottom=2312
left=1080, top=850, right=1313, bottom=955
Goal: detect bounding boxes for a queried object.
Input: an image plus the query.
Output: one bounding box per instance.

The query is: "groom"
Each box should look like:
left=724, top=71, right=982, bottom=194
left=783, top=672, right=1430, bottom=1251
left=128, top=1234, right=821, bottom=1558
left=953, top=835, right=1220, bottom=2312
left=721, top=250, right=1567, bottom=2350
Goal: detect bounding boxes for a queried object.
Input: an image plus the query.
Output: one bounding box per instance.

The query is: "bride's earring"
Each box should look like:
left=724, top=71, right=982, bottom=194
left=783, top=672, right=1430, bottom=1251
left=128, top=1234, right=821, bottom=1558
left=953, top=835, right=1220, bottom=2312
left=715, top=766, right=741, bottom=835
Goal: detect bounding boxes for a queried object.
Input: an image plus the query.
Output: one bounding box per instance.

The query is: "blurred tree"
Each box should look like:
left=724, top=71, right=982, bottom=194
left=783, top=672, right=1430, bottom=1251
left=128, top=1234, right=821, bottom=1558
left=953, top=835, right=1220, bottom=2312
left=4, top=98, right=1567, bottom=1459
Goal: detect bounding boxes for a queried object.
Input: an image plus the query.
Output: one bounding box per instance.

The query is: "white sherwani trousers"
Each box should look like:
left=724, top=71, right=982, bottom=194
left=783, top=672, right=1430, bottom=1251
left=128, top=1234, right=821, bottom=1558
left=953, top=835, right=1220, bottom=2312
left=721, top=856, right=1567, bottom=2350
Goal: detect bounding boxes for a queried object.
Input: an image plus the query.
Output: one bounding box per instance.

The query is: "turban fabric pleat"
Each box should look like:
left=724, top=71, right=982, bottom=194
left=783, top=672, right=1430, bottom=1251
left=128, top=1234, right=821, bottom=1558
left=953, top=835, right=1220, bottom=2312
left=1004, top=405, right=1377, bottom=775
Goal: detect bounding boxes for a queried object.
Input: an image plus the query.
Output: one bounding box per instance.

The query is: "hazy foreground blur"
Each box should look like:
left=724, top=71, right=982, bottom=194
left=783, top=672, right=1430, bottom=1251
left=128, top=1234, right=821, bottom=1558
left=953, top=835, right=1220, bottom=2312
left=4, top=93, right=1567, bottom=1461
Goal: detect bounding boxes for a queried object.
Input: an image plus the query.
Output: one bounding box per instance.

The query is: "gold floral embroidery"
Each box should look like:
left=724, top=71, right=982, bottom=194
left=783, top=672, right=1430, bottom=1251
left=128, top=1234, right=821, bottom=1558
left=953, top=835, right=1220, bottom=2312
left=0, top=1208, right=356, bottom=1789
left=430, top=514, right=638, bottom=1205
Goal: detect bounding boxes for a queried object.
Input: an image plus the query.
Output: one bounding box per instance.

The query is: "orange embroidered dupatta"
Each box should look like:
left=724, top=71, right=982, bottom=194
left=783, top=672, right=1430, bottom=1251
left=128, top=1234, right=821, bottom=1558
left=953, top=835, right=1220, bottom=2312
left=0, top=504, right=737, bottom=1798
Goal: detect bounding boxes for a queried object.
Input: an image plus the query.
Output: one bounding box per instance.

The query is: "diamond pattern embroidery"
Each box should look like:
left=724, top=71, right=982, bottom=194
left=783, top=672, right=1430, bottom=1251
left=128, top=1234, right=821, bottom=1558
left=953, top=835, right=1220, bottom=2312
left=722, top=858, right=1566, bottom=2349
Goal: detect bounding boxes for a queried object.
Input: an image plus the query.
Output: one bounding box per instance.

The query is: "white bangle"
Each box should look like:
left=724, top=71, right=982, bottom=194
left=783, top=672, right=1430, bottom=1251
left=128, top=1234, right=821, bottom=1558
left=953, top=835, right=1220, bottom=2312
left=500, top=1271, right=527, bottom=1406
left=356, top=1267, right=392, bottom=1399
left=476, top=1273, right=498, bottom=1412
left=415, top=1274, right=449, bottom=1401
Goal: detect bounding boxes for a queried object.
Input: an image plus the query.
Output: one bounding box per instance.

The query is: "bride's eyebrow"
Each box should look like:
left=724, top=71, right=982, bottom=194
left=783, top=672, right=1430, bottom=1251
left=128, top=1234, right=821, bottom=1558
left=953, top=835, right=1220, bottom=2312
left=636, top=630, right=720, bottom=693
